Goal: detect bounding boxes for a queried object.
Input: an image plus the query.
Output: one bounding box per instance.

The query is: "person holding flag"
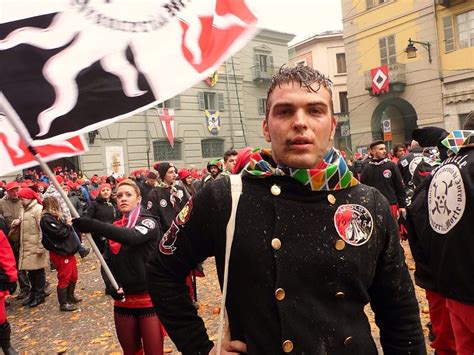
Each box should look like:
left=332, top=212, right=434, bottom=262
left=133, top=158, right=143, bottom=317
left=73, top=179, right=164, bottom=355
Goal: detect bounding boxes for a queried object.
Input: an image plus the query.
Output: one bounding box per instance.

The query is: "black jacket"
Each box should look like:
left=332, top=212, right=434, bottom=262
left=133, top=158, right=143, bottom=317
left=397, top=147, right=424, bottom=187
left=139, top=182, right=155, bottom=208
left=86, top=198, right=118, bottom=225
left=407, top=147, right=474, bottom=304
left=146, top=185, right=188, bottom=233
left=74, top=212, right=159, bottom=295
left=40, top=213, right=79, bottom=256
left=146, top=176, right=425, bottom=355
left=360, top=158, right=407, bottom=207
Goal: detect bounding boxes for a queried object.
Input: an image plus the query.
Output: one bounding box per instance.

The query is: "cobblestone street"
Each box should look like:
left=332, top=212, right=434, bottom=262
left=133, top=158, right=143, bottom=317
left=6, top=243, right=432, bottom=354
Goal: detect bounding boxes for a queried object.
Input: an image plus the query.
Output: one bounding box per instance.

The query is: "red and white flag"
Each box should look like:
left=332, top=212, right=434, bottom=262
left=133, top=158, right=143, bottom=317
left=0, top=113, right=88, bottom=176
left=370, top=65, right=389, bottom=95
left=0, top=0, right=258, bottom=144
left=157, top=108, right=175, bottom=148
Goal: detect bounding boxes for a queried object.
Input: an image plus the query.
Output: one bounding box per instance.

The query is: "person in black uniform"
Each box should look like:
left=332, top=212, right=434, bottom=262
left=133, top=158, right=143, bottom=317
left=398, top=141, right=424, bottom=188
left=145, top=66, right=425, bottom=355
left=360, top=140, right=407, bottom=220
left=146, top=162, right=188, bottom=233
left=74, top=179, right=164, bottom=355
left=139, top=172, right=158, bottom=208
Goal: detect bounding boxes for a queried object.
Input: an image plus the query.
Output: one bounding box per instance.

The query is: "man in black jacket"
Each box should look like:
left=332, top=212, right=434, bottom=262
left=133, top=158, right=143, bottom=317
left=361, top=140, right=407, bottom=220
left=146, top=66, right=425, bottom=355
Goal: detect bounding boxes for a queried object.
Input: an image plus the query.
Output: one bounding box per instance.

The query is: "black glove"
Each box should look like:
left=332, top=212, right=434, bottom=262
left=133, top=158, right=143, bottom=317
left=7, top=281, right=17, bottom=295
left=72, top=217, right=99, bottom=233
left=110, top=287, right=125, bottom=301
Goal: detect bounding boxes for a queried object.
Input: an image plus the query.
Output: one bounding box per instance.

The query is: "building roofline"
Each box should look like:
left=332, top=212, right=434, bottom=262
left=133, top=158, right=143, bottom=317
left=256, top=27, right=296, bottom=43
left=289, top=30, right=344, bottom=50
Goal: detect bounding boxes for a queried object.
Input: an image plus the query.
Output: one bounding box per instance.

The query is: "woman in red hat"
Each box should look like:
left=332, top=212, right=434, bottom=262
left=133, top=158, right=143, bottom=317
left=17, top=188, right=48, bottom=308
left=177, top=169, right=196, bottom=198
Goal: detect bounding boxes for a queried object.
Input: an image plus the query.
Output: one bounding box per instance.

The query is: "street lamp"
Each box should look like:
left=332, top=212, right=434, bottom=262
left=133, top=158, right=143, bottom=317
left=405, top=38, right=432, bottom=63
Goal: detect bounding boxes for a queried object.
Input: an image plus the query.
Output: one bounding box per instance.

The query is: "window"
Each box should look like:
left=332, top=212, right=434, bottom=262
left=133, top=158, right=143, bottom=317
left=443, top=15, right=455, bottom=52
left=198, top=92, right=225, bottom=111
left=258, top=97, right=267, bottom=115
left=379, top=35, right=396, bottom=65
left=339, top=92, right=349, bottom=114
left=366, top=0, right=388, bottom=9
left=336, top=53, right=346, bottom=74
left=456, top=10, right=474, bottom=49
left=153, top=140, right=182, bottom=161
left=201, top=139, right=224, bottom=158
left=459, top=113, right=469, bottom=129
left=254, top=53, right=274, bottom=73
left=156, top=96, right=181, bottom=109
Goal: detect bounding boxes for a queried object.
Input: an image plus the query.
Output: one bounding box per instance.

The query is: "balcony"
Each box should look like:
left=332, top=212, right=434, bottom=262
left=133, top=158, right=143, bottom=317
left=364, top=62, right=406, bottom=96
left=252, top=65, right=275, bottom=84
left=435, top=0, right=467, bottom=8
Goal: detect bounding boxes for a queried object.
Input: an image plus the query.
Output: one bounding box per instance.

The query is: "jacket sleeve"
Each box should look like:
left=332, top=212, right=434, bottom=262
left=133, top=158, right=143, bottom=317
left=0, top=230, right=17, bottom=282
left=74, top=217, right=159, bottom=246
left=368, top=189, right=426, bottom=355
left=392, top=164, right=407, bottom=208
left=40, top=215, right=72, bottom=240
left=86, top=203, right=96, bottom=219
left=146, top=181, right=223, bottom=355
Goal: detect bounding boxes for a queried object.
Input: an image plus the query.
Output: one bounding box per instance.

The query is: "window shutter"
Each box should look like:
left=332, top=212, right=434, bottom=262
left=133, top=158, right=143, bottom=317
left=217, top=93, right=225, bottom=111
left=198, top=92, right=205, bottom=110
left=379, top=37, right=387, bottom=65
left=442, top=15, right=455, bottom=52
left=268, top=55, right=274, bottom=71
left=388, top=35, right=396, bottom=65
left=366, top=0, right=374, bottom=9
left=173, top=95, right=181, bottom=110
left=258, top=98, right=265, bottom=115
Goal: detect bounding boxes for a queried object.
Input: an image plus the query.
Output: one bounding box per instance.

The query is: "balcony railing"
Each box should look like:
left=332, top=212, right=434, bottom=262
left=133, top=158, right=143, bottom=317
left=252, top=65, right=275, bottom=83
left=364, top=62, right=406, bottom=96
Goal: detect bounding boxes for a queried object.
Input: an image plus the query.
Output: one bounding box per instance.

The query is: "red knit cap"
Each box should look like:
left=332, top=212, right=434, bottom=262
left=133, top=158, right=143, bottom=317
left=178, top=169, right=192, bottom=181
left=98, top=183, right=112, bottom=193
left=55, top=175, right=64, bottom=184
left=18, top=188, right=42, bottom=204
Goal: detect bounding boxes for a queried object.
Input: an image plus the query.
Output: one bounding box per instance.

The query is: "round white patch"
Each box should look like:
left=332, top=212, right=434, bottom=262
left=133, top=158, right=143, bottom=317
left=141, top=219, right=156, bottom=230
left=409, top=156, right=423, bottom=176
left=333, top=204, right=374, bottom=246
left=428, top=164, right=466, bottom=234
left=160, top=199, right=168, bottom=207
left=177, top=190, right=184, bottom=199
left=64, top=258, right=69, bottom=264
left=383, top=169, right=392, bottom=178
left=147, top=201, right=153, bottom=210
left=135, top=226, right=148, bottom=235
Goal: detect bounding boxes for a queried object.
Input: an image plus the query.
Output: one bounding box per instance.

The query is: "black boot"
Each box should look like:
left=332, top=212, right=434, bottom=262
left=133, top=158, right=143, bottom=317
left=78, top=245, right=90, bottom=258
left=66, top=283, right=82, bottom=304
left=57, top=288, right=77, bottom=312
left=28, top=294, right=45, bottom=308
left=0, top=322, right=18, bottom=355
left=21, top=294, right=34, bottom=307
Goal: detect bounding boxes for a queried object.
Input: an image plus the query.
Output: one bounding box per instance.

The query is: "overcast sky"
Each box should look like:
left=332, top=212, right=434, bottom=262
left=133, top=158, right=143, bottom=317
left=249, top=1, right=343, bottom=44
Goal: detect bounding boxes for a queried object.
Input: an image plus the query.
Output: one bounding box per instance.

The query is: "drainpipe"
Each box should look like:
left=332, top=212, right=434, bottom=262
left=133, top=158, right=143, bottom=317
left=225, top=60, right=235, bottom=148
left=432, top=1, right=447, bottom=128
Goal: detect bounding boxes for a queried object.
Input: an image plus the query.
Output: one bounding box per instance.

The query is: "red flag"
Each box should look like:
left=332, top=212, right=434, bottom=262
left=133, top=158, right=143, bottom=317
left=158, top=108, right=175, bottom=148
left=371, top=65, right=389, bottom=95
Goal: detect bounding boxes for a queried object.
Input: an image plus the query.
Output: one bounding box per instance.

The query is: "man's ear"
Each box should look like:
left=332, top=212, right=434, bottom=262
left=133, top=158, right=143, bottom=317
left=262, top=118, right=271, bottom=143
left=329, top=116, right=337, bottom=141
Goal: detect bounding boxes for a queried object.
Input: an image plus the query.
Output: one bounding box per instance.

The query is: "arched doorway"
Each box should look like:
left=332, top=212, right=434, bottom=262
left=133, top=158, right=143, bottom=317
left=371, top=98, right=418, bottom=149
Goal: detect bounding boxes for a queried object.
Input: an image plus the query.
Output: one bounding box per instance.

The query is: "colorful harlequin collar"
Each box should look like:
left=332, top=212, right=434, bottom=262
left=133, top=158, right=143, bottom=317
left=441, top=130, right=474, bottom=156
left=242, top=148, right=359, bottom=191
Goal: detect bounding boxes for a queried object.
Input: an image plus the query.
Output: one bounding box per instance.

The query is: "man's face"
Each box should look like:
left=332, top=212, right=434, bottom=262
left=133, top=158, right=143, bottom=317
left=225, top=155, right=238, bottom=173
left=210, top=166, right=220, bottom=178
left=395, top=147, right=405, bottom=158
left=146, top=178, right=157, bottom=187
left=371, top=144, right=387, bottom=160
left=7, top=188, right=19, bottom=200
left=263, top=82, right=336, bottom=168
left=163, top=167, right=177, bottom=185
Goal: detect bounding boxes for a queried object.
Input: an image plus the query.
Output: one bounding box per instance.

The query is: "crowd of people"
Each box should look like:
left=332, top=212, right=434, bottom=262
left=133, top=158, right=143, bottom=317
left=0, top=65, right=472, bottom=354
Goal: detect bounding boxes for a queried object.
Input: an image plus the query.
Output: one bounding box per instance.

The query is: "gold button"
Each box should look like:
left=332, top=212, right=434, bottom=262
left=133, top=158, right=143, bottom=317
left=344, top=336, right=353, bottom=346
left=335, top=291, right=345, bottom=299
left=275, top=288, right=286, bottom=301
left=327, top=194, right=336, bottom=205
left=271, top=184, right=281, bottom=196
left=335, top=240, right=346, bottom=250
left=271, top=238, right=281, bottom=250
left=282, top=340, right=294, bottom=353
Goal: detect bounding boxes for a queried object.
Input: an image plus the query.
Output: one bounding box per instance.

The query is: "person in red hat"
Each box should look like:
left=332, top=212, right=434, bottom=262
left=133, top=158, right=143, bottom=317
left=0, top=229, right=18, bottom=354
left=177, top=169, right=196, bottom=198
left=232, top=147, right=254, bottom=174
left=0, top=181, right=31, bottom=300
left=16, top=188, right=48, bottom=308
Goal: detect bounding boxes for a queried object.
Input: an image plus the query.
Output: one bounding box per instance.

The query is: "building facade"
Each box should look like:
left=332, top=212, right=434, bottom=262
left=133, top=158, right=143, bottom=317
left=341, top=0, right=472, bottom=154
left=77, top=29, right=294, bottom=177
left=288, top=31, right=350, bottom=152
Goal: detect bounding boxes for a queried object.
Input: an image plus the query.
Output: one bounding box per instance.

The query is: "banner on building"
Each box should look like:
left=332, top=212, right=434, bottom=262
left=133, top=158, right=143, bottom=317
left=382, top=119, right=392, bottom=141
left=0, top=0, right=258, bottom=145
left=0, top=113, right=87, bottom=176
left=105, top=145, right=125, bottom=177
left=371, top=65, right=389, bottom=95
left=205, top=72, right=219, bottom=87
left=157, top=108, right=175, bottom=148
left=205, top=110, right=221, bottom=135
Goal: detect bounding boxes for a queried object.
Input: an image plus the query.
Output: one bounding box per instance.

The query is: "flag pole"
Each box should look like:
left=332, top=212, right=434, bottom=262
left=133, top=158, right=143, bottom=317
left=0, top=105, right=120, bottom=290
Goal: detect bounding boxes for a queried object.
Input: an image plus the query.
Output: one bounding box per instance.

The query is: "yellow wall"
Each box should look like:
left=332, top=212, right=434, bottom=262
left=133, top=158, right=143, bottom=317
left=349, top=0, right=424, bottom=75
left=436, top=2, right=474, bottom=72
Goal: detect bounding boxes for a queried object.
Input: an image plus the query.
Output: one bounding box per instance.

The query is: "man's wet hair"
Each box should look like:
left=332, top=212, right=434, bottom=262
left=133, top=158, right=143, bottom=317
left=266, top=65, right=334, bottom=118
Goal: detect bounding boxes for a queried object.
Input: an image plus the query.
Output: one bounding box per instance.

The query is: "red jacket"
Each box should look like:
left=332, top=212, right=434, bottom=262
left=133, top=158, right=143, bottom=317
left=0, top=230, right=17, bottom=297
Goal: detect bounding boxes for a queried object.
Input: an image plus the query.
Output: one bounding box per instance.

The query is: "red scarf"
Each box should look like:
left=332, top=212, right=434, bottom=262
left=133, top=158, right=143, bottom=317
left=110, top=205, right=141, bottom=254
